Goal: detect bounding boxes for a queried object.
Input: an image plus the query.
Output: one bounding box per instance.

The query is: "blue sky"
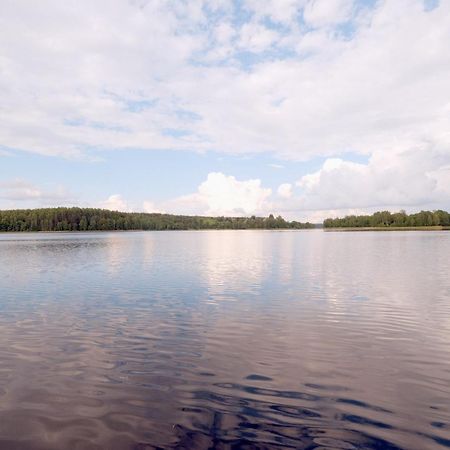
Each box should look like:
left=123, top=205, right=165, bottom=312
left=0, top=0, right=449, bottom=220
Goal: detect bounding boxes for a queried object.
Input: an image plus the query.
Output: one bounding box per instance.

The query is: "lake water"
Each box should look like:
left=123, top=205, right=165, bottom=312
left=0, top=230, right=449, bottom=450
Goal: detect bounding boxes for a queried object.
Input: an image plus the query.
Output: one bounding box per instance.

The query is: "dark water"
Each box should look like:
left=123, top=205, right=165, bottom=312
left=0, top=230, right=449, bottom=450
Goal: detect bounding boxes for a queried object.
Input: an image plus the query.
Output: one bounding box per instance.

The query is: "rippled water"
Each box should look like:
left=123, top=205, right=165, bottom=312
left=0, top=230, right=450, bottom=449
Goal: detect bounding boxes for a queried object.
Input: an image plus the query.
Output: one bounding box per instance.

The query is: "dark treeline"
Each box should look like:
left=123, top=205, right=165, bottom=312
left=0, top=208, right=315, bottom=232
left=323, top=210, right=450, bottom=228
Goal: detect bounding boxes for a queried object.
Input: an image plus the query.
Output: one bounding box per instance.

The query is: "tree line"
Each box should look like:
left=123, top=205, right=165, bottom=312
left=323, top=210, right=450, bottom=228
left=0, top=208, right=315, bottom=232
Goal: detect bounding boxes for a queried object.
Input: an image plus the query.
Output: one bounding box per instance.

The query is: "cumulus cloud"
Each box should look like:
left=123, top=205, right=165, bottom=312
left=83, top=155, right=450, bottom=219
left=142, top=172, right=272, bottom=217
left=197, top=172, right=272, bottom=215
left=101, top=174, right=288, bottom=218
left=277, top=183, right=293, bottom=198
left=99, top=194, right=129, bottom=212
left=142, top=201, right=165, bottom=214
left=296, top=149, right=450, bottom=212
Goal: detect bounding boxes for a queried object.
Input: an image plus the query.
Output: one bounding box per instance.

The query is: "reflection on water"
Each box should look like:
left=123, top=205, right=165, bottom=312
left=0, top=230, right=450, bottom=449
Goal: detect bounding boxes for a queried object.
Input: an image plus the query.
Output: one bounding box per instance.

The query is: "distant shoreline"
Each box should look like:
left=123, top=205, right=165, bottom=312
left=0, top=207, right=314, bottom=232
left=1, top=227, right=449, bottom=234
left=0, top=228, right=319, bottom=234
left=1, top=208, right=449, bottom=232
left=324, top=226, right=450, bottom=231
left=0, top=227, right=322, bottom=234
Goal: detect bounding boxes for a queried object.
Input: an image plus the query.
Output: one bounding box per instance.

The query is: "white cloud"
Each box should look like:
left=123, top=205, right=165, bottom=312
left=142, top=200, right=165, bottom=214
left=238, top=22, right=279, bottom=53
left=214, top=22, right=235, bottom=44
left=0, top=179, right=72, bottom=208
left=99, top=194, right=129, bottom=212
left=303, top=0, right=354, bottom=27
left=4, top=160, right=447, bottom=222
left=155, top=167, right=446, bottom=222
left=243, top=0, right=305, bottom=25
left=198, top=172, right=272, bottom=215
left=0, top=180, right=43, bottom=201
left=277, top=183, right=293, bottom=198
left=296, top=149, right=450, bottom=211
left=147, top=172, right=272, bottom=217
left=1, top=0, right=448, bottom=163
left=1, top=1, right=450, bottom=216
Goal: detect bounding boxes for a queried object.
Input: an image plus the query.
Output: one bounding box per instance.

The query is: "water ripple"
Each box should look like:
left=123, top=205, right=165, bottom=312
left=0, top=230, right=449, bottom=449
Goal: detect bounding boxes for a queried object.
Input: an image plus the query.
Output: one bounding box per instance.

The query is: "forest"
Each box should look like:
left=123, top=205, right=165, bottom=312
left=323, top=210, right=450, bottom=228
left=0, top=208, right=315, bottom=232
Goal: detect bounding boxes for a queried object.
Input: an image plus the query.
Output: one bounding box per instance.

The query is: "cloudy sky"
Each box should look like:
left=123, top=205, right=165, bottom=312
left=1, top=0, right=449, bottom=221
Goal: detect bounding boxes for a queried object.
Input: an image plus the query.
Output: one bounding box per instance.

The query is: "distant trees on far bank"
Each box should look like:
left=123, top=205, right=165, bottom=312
left=0, top=208, right=315, bottom=232
left=323, top=210, right=450, bottom=228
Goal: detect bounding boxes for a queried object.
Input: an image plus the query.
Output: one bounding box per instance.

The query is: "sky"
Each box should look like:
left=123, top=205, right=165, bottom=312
left=0, top=0, right=449, bottom=221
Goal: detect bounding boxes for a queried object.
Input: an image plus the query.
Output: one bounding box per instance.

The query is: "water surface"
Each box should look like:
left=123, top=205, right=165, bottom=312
left=0, top=230, right=449, bottom=449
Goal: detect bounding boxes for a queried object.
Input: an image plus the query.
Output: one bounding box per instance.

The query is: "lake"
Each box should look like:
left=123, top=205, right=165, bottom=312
left=0, top=230, right=449, bottom=449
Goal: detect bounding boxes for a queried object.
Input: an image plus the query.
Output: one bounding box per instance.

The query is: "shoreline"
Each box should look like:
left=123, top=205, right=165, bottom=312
left=0, top=228, right=318, bottom=234
left=324, top=226, right=450, bottom=231
left=1, top=227, right=449, bottom=234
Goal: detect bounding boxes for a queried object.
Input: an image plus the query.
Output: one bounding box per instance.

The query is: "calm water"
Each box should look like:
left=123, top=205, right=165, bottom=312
left=0, top=230, right=449, bottom=450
